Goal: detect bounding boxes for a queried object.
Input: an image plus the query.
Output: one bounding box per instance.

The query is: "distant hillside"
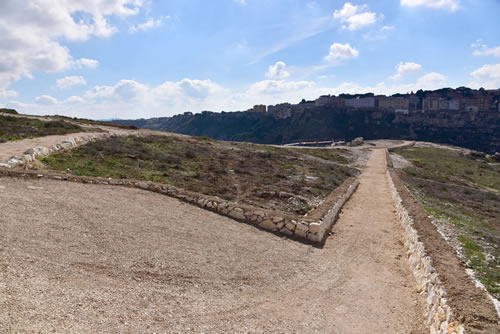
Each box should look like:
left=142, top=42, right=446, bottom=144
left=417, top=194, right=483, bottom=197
left=112, top=107, right=499, bottom=154
left=111, top=87, right=500, bottom=154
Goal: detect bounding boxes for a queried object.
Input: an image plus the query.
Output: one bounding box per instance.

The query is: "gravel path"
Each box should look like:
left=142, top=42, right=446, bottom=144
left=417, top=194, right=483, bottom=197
left=0, top=148, right=425, bottom=333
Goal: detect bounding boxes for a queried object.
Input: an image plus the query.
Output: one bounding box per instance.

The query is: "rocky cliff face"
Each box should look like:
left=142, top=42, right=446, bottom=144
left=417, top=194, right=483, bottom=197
left=112, top=107, right=500, bottom=153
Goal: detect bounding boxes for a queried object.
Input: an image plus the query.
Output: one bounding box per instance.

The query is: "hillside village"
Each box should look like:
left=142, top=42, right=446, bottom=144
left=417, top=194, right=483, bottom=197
left=252, top=87, right=500, bottom=119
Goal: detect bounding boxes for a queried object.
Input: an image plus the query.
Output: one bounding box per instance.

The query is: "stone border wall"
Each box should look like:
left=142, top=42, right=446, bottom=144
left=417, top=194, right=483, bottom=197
left=385, top=150, right=465, bottom=334
left=0, top=133, right=113, bottom=168
left=0, top=166, right=358, bottom=245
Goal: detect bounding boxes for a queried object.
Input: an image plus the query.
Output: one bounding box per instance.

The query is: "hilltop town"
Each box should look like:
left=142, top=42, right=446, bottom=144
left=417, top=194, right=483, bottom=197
left=112, top=87, right=500, bottom=154
left=250, top=87, right=500, bottom=119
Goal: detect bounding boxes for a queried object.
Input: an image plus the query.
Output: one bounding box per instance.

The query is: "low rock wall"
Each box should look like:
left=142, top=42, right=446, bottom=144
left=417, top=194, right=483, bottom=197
left=0, top=162, right=358, bottom=245
left=0, top=133, right=113, bottom=168
left=386, top=153, right=465, bottom=334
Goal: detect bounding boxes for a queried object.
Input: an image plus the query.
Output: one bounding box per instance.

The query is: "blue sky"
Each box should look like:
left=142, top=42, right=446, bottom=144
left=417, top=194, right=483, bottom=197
left=0, top=0, right=499, bottom=119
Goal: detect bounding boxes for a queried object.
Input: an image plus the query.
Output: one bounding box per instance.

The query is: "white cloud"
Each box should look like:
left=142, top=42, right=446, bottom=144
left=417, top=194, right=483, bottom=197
left=64, top=96, right=86, bottom=104
left=56, top=76, right=87, bottom=89
left=363, top=25, right=394, bottom=40
left=392, top=62, right=423, bottom=79
left=470, top=64, right=500, bottom=88
left=84, top=80, right=149, bottom=103
left=325, top=43, right=359, bottom=62
left=416, top=72, right=447, bottom=88
left=129, top=16, right=169, bottom=33
left=266, top=61, right=290, bottom=79
left=75, top=58, right=99, bottom=69
left=248, top=80, right=314, bottom=95
left=333, top=2, right=380, bottom=31
left=7, top=71, right=452, bottom=120
left=35, top=95, right=58, bottom=105
left=0, top=0, right=144, bottom=96
left=400, top=0, right=459, bottom=11
left=472, top=44, right=500, bottom=57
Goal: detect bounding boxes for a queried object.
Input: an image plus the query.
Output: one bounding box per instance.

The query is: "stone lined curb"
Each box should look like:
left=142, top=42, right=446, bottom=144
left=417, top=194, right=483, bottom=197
left=0, top=167, right=358, bottom=246
left=0, top=133, right=114, bottom=168
left=385, top=150, right=465, bottom=334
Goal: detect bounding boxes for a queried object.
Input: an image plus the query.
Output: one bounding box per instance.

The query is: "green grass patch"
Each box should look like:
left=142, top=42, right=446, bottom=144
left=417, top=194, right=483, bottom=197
left=394, top=147, right=500, bottom=191
left=398, top=146, right=500, bottom=299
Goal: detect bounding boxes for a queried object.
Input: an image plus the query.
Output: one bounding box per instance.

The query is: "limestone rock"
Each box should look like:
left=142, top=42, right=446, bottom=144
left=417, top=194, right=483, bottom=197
left=308, top=222, right=322, bottom=234
left=259, top=220, right=276, bottom=230
left=295, top=229, right=307, bottom=238
left=229, top=209, right=245, bottom=220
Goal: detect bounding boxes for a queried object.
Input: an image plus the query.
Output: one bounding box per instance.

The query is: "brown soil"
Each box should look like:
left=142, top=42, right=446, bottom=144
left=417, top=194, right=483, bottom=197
left=0, top=149, right=425, bottom=333
left=389, top=169, right=500, bottom=333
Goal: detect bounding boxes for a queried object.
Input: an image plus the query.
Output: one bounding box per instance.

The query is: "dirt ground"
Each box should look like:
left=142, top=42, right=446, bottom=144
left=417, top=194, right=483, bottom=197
left=0, top=149, right=426, bottom=333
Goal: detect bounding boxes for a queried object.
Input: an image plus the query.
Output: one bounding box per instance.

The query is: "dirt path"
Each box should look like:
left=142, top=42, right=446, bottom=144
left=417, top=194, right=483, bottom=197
left=0, top=148, right=425, bottom=333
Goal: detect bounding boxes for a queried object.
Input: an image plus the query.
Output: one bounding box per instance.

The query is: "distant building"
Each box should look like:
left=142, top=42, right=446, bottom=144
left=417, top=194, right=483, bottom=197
left=465, top=105, right=479, bottom=112
left=377, top=97, right=409, bottom=111
left=460, top=96, right=493, bottom=112
left=439, top=99, right=460, bottom=110
left=344, top=96, right=375, bottom=109
left=315, top=95, right=345, bottom=107
left=408, top=95, right=419, bottom=111
left=395, top=109, right=409, bottom=114
left=267, top=103, right=292, bottom=119
left=423, top=97, right=440, bottom=111
left=253, top=104, right=266, bottom=113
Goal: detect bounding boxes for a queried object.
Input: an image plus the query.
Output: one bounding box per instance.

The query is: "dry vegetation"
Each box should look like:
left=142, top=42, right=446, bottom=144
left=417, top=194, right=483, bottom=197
left=393, top=146, right=500, bottom=298
left=41, top=135, right=356, bottom=214
left=0, top=114, right=84, bottom=143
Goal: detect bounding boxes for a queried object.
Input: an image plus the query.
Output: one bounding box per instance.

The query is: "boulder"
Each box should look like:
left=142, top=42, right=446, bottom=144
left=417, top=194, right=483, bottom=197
left=259, top=220, right=276, bottom=230
left=348, top=137, right=364, bottom=146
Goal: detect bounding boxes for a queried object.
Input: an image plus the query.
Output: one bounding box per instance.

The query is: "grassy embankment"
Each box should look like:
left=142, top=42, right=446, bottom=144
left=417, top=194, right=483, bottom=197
left=0, top=114, right=84, bottom=143
left=393, top=146, right=500, bottom=299
left=41, top=135, right=355, bottom=214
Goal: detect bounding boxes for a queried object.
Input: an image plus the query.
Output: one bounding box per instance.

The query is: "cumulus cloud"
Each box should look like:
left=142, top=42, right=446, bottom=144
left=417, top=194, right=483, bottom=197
left=56, top=76, right=87, bottom=89
left=84, top=80, right=149, bottom=103
left=248, top=80, right=314, bottom=95
left=0, top=0, right=144, bottom=96
left=392, top=62, right=423, bottom=79
left=470, top=64, right=500, bottom=88
left=472, top=43, right=500, bottom=57
left=129, top=16, right=169, bottom=33
left=400, top=0, right=459, bottom=11
left=416, top=72, right=447, bottom=88
left=7, top=72, right=453, bottom=120
left=333, top=2, right=380, bottom=31
left=325, top=43, right=359, bottom=62
left=74, top=58, right=100, bottom=69
left=266, top=61, right=290, bottom=79
left=35, top=95, right=58, bottom=105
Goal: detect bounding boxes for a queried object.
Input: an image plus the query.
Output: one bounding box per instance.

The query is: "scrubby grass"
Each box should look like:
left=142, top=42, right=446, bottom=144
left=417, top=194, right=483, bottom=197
left=0, top=115, right=83, bottom=143
left=289, top=147, right=350, bottom=164
left=41, top=135, right=355, bottom=214
left=394, top=147, right=500, bottom=191
left=396, top=147, right=500, bottom=298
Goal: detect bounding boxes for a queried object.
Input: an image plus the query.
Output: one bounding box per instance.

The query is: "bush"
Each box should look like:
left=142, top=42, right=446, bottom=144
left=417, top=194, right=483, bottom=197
left=0, top=108, right=18, bottom=115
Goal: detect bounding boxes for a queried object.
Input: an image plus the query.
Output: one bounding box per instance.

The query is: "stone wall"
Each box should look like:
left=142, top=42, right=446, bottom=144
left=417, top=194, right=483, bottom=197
left=0, top=163, right=358, bottom=245
left=385, top=152, right=465, bottom=334
left=0, top=133, right=113, bottom=168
